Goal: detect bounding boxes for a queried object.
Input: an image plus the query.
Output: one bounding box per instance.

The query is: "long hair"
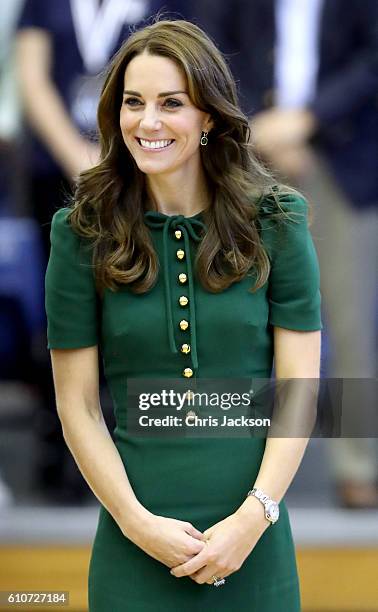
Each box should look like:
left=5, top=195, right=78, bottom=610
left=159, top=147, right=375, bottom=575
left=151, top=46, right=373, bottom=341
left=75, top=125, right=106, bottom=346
left=69, top=18, right=293, bottom=296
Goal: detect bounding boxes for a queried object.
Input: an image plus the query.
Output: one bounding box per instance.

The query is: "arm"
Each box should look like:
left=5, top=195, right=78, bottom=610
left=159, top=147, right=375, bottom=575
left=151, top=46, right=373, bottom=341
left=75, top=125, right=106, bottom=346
left=236, top=327, right=321, bottom=521
left=171, top=328, right=321, bottom=585
left=251, top=3, right=378, bottom=176
left=15, top=28, right=99, bottom=179
left=50, top=345, right=150, bottom=537
left=50, top=344, right=206, bottom=566
left=310, top=57, right=378, bottom=126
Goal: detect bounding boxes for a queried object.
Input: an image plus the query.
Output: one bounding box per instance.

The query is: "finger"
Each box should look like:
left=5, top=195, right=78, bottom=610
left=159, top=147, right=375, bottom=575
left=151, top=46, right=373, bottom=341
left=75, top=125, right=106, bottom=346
left=186, top=525, right=205, bottom=540
left=192, top=567, right=225, bottom=586
left=190, top=539, right=206, bottom=554
left=188, top=574, right=220, bottom=586
left=196, top=566, right=233, bottom=586
left=170, top=549, right=208, bottom=577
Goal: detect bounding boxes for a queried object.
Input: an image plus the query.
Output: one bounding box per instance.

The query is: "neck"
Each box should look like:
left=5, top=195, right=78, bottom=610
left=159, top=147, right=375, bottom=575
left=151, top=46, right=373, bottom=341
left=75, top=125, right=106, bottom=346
left=145, top=164, right=211, bottom=217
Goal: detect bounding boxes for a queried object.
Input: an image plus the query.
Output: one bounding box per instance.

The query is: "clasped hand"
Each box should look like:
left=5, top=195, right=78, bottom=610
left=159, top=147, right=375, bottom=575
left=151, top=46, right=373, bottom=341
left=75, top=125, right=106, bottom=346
left=129, top=505, right=269, bottom=585
left=169, top=510, right=269, bottom=585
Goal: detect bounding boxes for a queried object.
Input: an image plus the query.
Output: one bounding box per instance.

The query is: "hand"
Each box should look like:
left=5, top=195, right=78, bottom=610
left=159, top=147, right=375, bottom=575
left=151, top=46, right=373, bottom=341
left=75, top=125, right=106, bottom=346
left=265, top=144, right=316, bottom=181
left=170, top=502, right=270, bottom=585
left=63, top=139, right=101, bottom=181
left=130, top=513, right=207, bottom=569
left=251, top=108, right=316, bottom=156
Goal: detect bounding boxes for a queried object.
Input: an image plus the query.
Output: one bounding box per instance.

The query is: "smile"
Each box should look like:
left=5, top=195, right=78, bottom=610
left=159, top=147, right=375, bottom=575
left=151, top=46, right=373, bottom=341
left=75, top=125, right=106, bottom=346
left=136, top=138, right=175, bottom=151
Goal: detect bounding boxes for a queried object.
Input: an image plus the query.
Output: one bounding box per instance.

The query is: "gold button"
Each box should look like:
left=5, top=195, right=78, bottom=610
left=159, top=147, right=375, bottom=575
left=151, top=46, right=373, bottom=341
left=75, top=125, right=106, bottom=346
left=179, top=296, right=189, bottom=307
left=174, top=230, right=182, bottom=240
left=176, top=249, right=185, bottom=260
left=181, top=343, right=191, bottom=354
left=183, top=368, right=193, bottom=378
left=179, top=319, right=189, bottom=331
left=178, top=273, right=187, bottom=284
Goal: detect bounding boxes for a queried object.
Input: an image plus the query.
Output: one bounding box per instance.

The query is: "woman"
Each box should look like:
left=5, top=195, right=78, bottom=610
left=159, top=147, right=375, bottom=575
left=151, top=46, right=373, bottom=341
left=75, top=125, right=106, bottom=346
left=45, top=19, right=321, bottom=611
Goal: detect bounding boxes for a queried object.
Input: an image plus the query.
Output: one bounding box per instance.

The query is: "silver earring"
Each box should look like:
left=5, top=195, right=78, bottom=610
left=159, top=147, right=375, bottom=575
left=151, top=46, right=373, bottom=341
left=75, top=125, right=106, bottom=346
left=200, top=131, right=209, bottom=146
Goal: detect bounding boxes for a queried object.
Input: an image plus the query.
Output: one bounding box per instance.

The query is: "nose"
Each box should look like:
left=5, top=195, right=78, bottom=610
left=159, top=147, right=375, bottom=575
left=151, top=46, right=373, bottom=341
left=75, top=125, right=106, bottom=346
left=139, top=105, right=162, bottom=131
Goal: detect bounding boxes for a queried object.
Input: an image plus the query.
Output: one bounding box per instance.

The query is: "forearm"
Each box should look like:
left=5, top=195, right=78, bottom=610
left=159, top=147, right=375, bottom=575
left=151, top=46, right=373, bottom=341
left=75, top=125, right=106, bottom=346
left=238, top=390, right=316, bottom=518
left=19, top=76, right=87, bottom=173
left=236, top=437, right=309, bottom=523
left=237, top=330, right=321, bottom=521
left=59, top=409, right=151, bottom=542
left=253, top=436, right=308, bottom=501
left=309, top=59, right=378, bottom=127
left=16, top=30, right=92, bottom=177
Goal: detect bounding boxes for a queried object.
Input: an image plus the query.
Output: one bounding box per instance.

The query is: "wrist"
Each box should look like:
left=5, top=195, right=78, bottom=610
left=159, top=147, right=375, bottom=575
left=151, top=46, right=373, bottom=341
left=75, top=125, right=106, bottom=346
left=235, top=496, right=271, bottom=530
left=117, top=502, right=153, bottom=543
left=247, top=487, right=280, bottom=525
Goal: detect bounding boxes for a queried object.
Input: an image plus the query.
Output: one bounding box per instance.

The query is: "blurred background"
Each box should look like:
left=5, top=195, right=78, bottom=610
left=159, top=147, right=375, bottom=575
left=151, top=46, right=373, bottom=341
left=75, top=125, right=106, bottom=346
left=0, top=1, right=377, bottom=610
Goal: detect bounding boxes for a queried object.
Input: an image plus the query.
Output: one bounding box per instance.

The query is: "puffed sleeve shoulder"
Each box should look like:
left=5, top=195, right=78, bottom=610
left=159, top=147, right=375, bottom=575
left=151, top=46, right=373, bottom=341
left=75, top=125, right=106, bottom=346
left=258, top=191, right=322, bottom=331
left=45, top=207, right=99, bottom=349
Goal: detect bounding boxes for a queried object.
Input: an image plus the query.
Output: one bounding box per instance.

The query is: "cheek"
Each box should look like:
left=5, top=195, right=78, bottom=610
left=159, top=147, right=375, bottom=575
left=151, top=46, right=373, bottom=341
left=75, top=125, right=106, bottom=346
left=174, top=120, right=202, bottom=149
left=183, top=116, right=204, bottom=146
left=120, top=111, right=136, bottom=140
left=183, top=128, right=202, bottom=153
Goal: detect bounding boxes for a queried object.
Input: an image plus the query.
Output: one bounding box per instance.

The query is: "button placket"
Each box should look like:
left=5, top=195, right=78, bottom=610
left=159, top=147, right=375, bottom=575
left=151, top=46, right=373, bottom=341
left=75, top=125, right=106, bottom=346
left=174, top=224, right=197, bottom=423
left=174, top=226, right=192, bottom=380
left=144, top=211, right=206, bottom=419
left=179, top=224, right=199, bottom=373
left=174, top=227, right=199, bottom=421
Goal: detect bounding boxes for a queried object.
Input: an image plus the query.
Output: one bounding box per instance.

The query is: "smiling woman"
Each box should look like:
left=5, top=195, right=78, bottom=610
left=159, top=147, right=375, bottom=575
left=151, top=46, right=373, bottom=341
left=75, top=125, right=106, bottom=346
left=69, top=18, right=280, bottom=295
left=45, top=17, right=321, bottom=612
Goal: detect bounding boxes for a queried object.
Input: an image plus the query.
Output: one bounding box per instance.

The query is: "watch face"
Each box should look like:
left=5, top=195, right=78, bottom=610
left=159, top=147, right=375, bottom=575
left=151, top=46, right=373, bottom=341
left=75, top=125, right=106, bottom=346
left=266, top=501, right=279, bottom=523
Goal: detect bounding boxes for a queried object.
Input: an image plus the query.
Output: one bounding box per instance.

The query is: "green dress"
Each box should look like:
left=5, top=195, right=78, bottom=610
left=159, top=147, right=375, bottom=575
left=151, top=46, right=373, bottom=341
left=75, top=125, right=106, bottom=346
left=45, top=191, right=322, bottom=611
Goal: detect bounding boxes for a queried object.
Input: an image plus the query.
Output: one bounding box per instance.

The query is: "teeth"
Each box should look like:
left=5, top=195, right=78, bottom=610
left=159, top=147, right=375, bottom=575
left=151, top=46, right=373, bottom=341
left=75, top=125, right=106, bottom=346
left=139, top=138, right=173, bottom=149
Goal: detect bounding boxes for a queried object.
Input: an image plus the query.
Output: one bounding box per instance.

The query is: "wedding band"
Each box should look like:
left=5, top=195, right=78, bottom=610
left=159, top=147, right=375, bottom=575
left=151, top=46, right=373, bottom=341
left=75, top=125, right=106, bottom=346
left=212, top=575, right=226, bottom=587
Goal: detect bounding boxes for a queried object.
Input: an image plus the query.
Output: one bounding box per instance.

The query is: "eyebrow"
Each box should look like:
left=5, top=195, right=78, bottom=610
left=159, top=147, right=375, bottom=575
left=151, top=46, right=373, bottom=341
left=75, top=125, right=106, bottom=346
left=123, top=90, right=188, bottom=97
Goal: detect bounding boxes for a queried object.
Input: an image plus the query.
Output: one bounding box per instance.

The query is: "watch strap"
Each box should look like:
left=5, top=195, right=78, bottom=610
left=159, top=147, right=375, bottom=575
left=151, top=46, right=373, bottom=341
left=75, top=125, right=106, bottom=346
left=247, top=488, right=279, bottom=524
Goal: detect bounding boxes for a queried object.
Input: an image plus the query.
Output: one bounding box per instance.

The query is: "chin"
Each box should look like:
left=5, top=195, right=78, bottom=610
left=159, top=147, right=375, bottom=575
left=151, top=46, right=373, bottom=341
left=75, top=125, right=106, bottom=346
left=135, top=160, right=174, bottom=175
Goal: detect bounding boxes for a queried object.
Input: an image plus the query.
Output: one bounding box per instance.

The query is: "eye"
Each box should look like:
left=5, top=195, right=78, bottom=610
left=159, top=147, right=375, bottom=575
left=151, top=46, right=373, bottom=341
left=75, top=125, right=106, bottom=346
left=123, top=97, right=142, bottom=107
left=163, top=98, right=183, bottom=108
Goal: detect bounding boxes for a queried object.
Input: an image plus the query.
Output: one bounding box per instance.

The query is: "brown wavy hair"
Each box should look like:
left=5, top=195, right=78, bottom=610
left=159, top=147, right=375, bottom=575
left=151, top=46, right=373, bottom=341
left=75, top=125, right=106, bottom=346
left=68, top=18, right=296, bottom=296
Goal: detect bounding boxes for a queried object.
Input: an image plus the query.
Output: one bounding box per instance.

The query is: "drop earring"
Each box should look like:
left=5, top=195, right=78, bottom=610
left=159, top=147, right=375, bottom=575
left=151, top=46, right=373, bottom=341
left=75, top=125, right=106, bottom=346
left=200, top=131, right=209, bottom=146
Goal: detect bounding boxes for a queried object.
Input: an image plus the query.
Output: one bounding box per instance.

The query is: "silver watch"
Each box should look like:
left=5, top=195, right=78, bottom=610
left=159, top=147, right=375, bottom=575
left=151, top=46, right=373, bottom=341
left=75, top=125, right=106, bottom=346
left=247, top=488, right=280, bottom=524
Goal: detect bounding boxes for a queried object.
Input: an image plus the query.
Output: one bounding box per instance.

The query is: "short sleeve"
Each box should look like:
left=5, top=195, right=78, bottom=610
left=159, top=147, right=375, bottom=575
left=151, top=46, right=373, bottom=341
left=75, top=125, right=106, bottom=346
left=17, top=0, right=47, bottom=31
left=45, top=207, right=99, bottom=349
left=259, top=192, right=322, bottom=331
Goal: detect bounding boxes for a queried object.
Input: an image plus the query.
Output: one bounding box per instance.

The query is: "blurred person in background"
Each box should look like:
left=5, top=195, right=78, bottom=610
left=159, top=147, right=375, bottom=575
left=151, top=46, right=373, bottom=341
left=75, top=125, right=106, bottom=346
left=15, top=0, right=156, bottom=257
left=193, top=0, right=378, bottom=508
left=0, top=0, right=24, bottom=215
left=14, top=0, right=178, bottom=503
left=0, top=0, right=26, bottom=508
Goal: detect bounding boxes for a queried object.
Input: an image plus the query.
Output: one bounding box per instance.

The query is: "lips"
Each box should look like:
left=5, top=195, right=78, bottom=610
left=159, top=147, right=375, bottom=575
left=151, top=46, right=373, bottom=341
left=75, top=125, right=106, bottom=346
left=136, top=137, right=175, bottom=151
